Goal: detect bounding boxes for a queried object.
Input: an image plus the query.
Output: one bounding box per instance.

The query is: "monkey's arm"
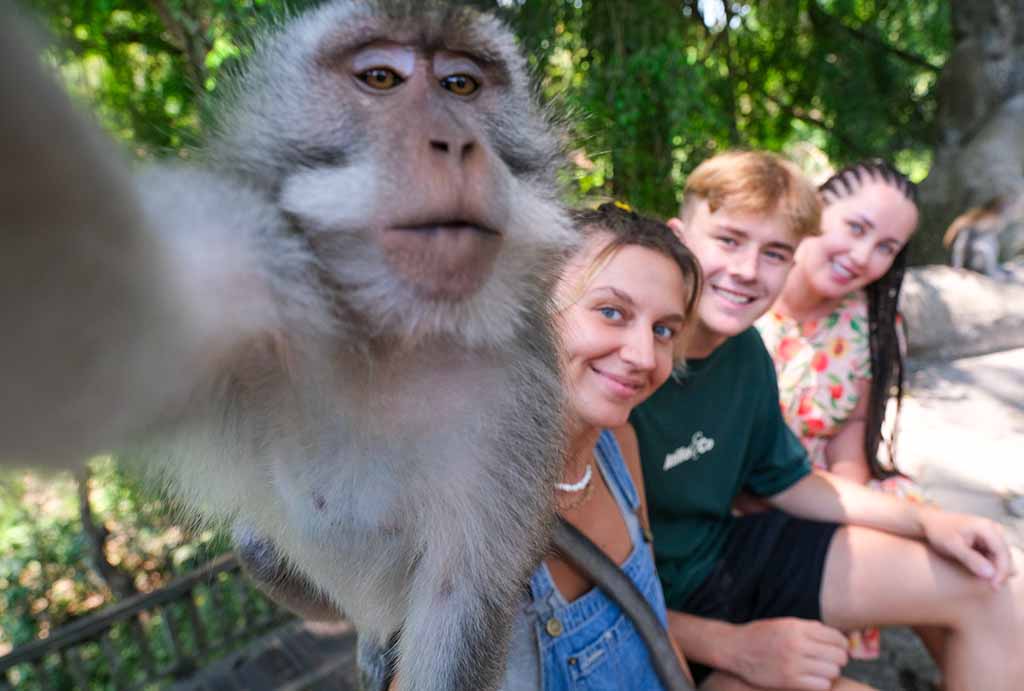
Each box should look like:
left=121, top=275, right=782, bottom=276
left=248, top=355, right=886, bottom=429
left=0, top=12, right=309, bottom=466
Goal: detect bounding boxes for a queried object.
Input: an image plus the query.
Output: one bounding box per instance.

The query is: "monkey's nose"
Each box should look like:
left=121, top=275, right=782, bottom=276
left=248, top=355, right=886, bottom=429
left=429, top=138, right=477, bottom=162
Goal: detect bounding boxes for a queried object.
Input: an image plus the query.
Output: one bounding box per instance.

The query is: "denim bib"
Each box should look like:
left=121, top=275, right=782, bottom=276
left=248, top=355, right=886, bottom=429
left=525, top=429, right=670, bottom=691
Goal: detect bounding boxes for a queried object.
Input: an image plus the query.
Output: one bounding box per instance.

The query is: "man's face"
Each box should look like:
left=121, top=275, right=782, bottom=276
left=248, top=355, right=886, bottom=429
left=669, top=199, right=800, bottom=357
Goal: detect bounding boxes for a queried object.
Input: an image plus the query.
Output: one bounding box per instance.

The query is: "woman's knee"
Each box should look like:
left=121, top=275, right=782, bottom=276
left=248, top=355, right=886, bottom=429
left=958, top=561, right=1024, bottom=638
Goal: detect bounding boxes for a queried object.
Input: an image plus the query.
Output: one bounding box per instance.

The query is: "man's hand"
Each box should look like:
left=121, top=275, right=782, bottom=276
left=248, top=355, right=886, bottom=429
left=726, top=618, right=849, bottom=691
left=919, top=506, right=1016, bottom=588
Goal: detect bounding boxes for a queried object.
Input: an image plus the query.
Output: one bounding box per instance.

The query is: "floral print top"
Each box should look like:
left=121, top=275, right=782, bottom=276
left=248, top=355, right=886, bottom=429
left=755, top=291, right=871, bottom=470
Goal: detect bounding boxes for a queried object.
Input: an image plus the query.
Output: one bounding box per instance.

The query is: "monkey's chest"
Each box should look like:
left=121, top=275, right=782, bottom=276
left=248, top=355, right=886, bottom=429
left=262, top=357, right=515, bottom=631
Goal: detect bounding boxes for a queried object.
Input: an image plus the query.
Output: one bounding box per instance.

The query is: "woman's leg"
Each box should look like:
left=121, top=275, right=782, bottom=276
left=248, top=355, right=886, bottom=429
left=820, top=527, right=1024, bottom=691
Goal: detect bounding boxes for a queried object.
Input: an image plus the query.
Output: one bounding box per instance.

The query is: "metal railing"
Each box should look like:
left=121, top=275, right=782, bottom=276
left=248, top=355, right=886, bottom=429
left=0, top=554, right=293, bottom=690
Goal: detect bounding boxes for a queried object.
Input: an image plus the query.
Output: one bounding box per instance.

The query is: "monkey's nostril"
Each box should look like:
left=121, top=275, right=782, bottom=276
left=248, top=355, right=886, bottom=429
left=430, top=140, right=450, bottom=153
left=461, top=141, right=476, bottom=161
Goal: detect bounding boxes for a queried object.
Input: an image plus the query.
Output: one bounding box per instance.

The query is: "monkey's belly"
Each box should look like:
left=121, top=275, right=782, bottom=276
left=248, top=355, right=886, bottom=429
left=265, top=443, right=428, bottom=636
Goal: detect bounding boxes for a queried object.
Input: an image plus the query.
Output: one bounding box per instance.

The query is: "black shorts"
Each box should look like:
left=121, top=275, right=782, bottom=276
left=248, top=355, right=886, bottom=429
left=675, top=510, right=840, bottom=685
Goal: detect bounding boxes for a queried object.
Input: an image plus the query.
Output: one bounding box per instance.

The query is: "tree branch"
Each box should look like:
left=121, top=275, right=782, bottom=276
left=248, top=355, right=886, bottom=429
left=76, top=467, right=138, bottom=600
left=758, top=88, right=869, bottom=157
left=62, top=30, right=180, bottom=57
left=147, top=0, right=208, bottom=94
left=808, top=0, right=942, bottom=73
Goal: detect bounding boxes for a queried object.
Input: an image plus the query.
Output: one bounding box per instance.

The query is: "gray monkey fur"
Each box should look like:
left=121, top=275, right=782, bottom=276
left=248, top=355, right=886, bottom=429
left=0, top=2, right=577, bottom=690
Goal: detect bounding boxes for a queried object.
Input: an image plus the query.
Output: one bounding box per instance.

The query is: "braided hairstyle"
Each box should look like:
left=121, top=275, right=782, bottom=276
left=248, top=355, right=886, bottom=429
left=818, top=160, right=917, bottom=478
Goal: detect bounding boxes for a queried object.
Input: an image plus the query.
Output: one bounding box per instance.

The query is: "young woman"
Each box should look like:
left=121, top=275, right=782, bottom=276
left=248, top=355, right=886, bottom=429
left=755, top=160, right=922, bottom=659
left=379, top=203, right=702, bottom=690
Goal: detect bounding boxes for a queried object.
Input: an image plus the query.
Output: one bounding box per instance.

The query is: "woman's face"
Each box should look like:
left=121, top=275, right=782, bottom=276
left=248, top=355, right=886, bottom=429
left=795, top=179, right=918, bottom=300
left=556, top=236, right=690, bottom=430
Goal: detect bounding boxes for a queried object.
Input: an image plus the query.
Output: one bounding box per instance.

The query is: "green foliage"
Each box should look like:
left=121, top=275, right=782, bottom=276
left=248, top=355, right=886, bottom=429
left=23, top=0, right=322, bottom=155
left=0, top=460, right=228, bottom=655
left=502, top=0, right=950, bottom=216
left=20, top=0, right=951, bottom=212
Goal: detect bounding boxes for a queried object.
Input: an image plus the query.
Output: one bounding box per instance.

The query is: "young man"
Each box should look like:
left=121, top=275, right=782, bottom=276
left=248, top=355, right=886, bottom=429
left=629, top=151, right=1023, bottom=691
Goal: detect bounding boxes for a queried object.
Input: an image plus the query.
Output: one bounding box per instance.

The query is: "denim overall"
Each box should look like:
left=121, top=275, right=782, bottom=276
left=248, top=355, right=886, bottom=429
left=527, top=429, right=670, bottom=691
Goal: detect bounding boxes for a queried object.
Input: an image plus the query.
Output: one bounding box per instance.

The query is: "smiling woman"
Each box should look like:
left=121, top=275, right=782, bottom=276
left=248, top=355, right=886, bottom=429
left=758, top=160, right=919, bottom=483
left=755, top=160, right=922, bottom=660
left=506, top=203, right=701, bottom=690
left=556, top=231, right=694, bottom=431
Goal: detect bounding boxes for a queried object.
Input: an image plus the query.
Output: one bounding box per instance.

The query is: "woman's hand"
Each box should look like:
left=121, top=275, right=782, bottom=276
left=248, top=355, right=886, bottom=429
left=919, top=506, right=1016, bottom=588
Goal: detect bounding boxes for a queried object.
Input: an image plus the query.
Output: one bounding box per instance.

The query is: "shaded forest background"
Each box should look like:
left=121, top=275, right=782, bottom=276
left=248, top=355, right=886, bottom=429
left=2, top=0, right=1008, bottom=660
left=25, top=0, right=953, bottom=241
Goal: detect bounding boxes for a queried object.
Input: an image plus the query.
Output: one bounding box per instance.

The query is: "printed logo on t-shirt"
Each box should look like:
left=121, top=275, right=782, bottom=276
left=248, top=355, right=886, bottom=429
left=663, top=431, right=715, bottom=471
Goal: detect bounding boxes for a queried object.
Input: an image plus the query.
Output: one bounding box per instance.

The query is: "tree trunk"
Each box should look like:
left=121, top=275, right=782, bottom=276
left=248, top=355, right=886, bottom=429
left=916, top=0, right=1024, bottom=264
left=76, top=467, right=138, bottom=600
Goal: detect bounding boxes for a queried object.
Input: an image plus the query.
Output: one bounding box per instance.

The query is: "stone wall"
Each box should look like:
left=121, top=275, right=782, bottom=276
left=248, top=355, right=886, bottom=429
left=901, top=261, right=1024, bottom=360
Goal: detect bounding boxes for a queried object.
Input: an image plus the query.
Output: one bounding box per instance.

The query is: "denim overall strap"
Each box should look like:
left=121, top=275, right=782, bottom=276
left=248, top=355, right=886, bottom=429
left=595, top=428, right=654, bottom=546
left=594, top=429, right=640, bottom=512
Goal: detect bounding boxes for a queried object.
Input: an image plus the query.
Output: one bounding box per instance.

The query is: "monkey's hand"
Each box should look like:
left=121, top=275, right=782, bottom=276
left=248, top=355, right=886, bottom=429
left=0, top=10, right=323, bottom=466
left=233, top=524, right=343, bottom=622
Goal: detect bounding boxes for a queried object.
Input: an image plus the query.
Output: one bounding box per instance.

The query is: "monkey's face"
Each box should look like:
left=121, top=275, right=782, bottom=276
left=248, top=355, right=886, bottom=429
left=670, top=201, right=797, bottom=356
left=555, top=238, right=687, bottom=430
left=216, top=2, right=574, bottom=348
left=796, top=181, right=917, bottom=300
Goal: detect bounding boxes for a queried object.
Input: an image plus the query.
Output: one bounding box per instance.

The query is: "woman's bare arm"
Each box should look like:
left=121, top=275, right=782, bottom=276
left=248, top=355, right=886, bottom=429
left=823, top=379, right=873, bottom=484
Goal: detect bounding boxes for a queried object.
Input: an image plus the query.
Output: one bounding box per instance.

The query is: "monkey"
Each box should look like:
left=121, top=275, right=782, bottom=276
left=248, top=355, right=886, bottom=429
left=0, top=2, right=579, bottom=690
left=943, top=193, right=1024, bottom=280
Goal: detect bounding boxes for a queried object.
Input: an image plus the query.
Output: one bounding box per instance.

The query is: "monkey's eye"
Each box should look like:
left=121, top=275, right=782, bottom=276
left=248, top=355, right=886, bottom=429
left=359, top=67, right=404, bottom=91
left=440, top=74, right=479, bottom=96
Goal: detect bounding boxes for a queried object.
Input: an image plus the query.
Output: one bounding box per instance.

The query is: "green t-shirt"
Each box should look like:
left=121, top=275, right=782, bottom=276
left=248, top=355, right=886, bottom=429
left=629, top=327, right=810, bottom=607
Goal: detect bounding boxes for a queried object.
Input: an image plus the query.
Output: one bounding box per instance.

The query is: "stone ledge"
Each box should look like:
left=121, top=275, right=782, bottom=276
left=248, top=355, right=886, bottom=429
left=900, top=261, right=1024, bottom=361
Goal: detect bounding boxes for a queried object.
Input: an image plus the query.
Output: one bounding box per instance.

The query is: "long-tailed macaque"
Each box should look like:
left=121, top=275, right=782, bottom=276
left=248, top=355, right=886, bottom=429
left=0, top=2, right=578, bottom=689
left=943, top=193, right=1024, bottom=279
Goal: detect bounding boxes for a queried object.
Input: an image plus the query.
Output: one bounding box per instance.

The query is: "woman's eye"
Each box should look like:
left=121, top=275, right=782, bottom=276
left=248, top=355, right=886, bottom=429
left=878, top=244, right=897, bottom=256
left=764, top=250, right=788, bottom=263
left=716, top=236, right=738, bottom=247
left=653, top=324, right=675, bottom=340
left=848, top=222, right=865, bottom=236
left=598, top=306, right=623, bottom=321
left=440, top=74, right=479, bottom=96
left=358, top=67, right=404, bottom=90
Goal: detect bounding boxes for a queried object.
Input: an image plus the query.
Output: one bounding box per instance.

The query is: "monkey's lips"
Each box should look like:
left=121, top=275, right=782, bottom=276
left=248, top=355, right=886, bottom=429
left=378, top=223, right=502, bottom=300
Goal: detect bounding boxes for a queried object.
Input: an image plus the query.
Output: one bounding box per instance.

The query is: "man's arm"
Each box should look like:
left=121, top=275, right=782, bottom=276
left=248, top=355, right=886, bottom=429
left=768, top=471, right=1014, bottom=586
left=667, top=610, right=848, bottom=691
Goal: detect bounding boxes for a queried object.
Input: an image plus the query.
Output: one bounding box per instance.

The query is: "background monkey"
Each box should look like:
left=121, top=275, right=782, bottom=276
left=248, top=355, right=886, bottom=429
left=943, top=193, right=1024, bottom=279
left=0, top=2, right=578, bottom=689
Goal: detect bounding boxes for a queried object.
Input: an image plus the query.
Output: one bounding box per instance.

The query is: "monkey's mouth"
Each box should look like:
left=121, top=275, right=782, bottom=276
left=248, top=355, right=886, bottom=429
left=377, top=222, right=502, bottom=301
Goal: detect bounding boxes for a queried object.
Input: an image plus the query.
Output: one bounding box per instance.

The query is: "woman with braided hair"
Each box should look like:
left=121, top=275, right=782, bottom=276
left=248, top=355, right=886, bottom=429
left=756, top=160, right=924, bottom=659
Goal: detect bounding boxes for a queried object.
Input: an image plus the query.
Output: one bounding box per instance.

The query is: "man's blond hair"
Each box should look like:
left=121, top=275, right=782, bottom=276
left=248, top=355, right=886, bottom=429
left=679, top=151, right=821, bottom=240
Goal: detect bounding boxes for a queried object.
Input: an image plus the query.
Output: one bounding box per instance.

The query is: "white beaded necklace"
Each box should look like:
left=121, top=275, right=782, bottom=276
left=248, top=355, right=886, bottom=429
left=555, top=463, right=593, bottom=493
